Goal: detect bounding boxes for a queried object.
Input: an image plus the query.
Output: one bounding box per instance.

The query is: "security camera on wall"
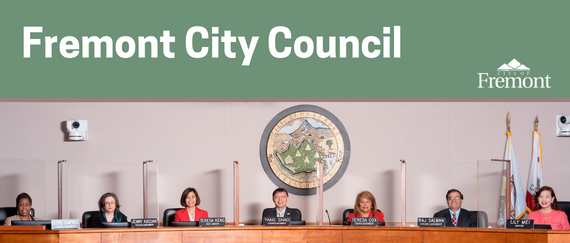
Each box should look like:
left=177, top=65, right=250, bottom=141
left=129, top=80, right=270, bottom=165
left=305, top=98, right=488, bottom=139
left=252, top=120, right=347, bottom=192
left=66, top=120, right=88, bottom=141
left=557, top=115, right=570, bottom=137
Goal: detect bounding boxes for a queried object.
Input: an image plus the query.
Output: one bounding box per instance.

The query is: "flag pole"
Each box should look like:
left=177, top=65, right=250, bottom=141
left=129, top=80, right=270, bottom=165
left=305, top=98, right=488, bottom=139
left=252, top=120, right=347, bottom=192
left=503, top=112, right=513, bottom=221
left=507, top=112, right=511, bottom=133
left=493, top=159, right=511, bottom=222
left=401, top=159, right=406, bottom=227
left=534, top=116, right=539, bottom=131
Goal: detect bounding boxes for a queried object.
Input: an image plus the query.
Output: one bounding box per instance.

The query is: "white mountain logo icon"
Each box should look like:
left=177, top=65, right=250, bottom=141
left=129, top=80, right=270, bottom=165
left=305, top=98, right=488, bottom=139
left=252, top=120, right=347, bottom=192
left=497, top=59, right=530, bottom=72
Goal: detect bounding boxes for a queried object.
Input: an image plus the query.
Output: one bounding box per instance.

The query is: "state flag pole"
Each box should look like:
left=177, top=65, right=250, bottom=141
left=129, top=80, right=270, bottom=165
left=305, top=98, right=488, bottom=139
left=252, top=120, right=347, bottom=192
left=493, top=159, right=511, bottom=223
left=496, top=112, right=527, bottom=226
left=526, top=116, right=543, bottom=212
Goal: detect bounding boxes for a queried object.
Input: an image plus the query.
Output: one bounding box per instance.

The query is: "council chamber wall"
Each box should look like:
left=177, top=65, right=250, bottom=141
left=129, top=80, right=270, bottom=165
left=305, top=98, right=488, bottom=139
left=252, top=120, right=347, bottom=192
left=1, top=102, right=569, bottom=224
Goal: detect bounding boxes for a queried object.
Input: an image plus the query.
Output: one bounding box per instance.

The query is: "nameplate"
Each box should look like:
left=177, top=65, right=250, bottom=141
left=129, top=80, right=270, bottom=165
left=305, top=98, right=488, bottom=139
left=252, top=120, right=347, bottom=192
left=264, top=217, right=291, bottom=226
left=198, top=217, right=226, bottom=227
left=350, top=217, right=378, bottom=226
left=417, top=217, right=445, bottom=227
left=51, top=219, right=80, bottom=230
left=130, top=218, right=158, bottom=228
left=506, top=219, right=534, bottom=229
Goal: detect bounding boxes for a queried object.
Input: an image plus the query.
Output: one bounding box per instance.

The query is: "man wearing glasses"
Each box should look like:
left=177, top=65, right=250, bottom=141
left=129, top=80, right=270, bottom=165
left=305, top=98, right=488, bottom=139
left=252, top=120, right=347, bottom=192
left=261, top=188, right=301, bottom=224
left=434, top=189, right=477, bottom=227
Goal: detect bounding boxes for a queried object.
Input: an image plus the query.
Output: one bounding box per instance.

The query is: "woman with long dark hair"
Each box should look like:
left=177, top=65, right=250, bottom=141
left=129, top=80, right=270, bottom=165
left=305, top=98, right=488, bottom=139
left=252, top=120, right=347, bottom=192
left=527, top=186, right=570, bottom=230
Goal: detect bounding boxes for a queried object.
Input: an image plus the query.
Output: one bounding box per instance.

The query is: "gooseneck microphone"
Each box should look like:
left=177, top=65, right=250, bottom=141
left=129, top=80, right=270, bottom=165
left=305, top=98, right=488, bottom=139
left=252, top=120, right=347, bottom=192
left=325, top=210, right=332, bottom=225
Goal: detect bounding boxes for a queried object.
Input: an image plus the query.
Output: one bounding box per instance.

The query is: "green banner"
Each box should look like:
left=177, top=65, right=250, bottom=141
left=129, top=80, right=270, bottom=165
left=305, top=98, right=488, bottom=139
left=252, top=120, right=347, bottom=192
left=1, top=1, right=567, bottom=98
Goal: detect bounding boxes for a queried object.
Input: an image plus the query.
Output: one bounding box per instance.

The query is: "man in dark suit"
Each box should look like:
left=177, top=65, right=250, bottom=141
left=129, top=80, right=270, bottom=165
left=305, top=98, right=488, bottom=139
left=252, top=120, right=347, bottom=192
left=262, top=188, right=301, bottom=224
left=433, top=189, right=477, bottom=227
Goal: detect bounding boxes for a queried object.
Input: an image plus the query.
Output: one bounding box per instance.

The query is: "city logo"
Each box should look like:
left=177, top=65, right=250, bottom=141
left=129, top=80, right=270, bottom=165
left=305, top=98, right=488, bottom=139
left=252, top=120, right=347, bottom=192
left=478, top=58, right=551, bottom=89
left=497, top=59, right=530, bottom=75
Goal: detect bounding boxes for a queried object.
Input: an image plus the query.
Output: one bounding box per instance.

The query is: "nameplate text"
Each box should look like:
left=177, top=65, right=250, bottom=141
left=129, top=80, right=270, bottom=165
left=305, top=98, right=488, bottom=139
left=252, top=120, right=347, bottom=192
left=264, top=217, right=291, bottom=226
left=131, top=218, right=158, bottom=228
left=417, top=217, right=445, bottom=227
left=51, top=219, right=80, bottom=230
left=199, top=217, right=226, bottom=227
left=350, top=217, right=378, bottom=226
left=506, top=219, right=534, bottom=229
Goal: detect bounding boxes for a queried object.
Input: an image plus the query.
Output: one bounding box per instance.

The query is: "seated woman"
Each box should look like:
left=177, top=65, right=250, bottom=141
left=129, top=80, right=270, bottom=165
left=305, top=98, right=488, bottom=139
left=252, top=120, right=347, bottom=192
left=347, top=191, right=384, bottom=222
left=527, top=186, right=570, bottom=230
left=174, top=187, right=208, bottom=221
left=90, top=192, right=128, bottom=228
left=4, top=192, right=42, bottom=226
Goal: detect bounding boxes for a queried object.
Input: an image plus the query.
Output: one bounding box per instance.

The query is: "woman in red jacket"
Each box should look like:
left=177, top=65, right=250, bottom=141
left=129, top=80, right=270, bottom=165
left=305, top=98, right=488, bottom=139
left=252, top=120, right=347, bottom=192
left=174, top=187, right=208, bottom=222
left=347, top=191, right=384, bottom=222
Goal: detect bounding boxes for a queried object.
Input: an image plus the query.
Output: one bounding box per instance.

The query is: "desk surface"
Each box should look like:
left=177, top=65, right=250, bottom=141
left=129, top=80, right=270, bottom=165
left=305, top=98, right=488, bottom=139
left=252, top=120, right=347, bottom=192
left=1, top=225, right=568, bottom=243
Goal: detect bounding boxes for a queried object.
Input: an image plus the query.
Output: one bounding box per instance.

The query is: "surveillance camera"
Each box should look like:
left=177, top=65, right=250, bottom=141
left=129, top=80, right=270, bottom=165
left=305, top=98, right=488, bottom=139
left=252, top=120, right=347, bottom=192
left=556, top=115, right=570, bottom=137
left=66, top=120, right=88, bottom=141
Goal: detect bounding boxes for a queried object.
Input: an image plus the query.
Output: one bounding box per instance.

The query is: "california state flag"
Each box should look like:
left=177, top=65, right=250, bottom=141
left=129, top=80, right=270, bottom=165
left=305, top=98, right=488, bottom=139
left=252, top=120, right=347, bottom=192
left=526, top=130, right=543, bottom=211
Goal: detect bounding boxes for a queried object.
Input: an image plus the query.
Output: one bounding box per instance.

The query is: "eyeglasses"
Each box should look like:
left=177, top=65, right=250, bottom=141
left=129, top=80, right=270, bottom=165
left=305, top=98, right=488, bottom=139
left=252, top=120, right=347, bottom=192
left=447, top=196, right=461, bottom=201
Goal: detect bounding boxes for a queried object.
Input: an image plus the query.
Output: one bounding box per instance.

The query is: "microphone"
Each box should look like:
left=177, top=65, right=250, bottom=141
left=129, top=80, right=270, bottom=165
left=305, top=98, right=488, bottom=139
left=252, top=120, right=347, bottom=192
left=325, top=210, right=332, bottom=225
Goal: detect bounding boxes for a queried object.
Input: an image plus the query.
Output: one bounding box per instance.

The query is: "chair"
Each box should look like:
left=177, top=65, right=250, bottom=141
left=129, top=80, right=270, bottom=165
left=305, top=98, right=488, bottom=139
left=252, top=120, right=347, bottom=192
left=288, top=208, right=302, bottom=221
left=474, top=211, right=488, bottom=228
left=287, top=208, right=305, bottom=225
left=82, top=211, right=100, bottom=228
left=557, top=201, right=570, bottom=225
left=163, top=208, right=183, bottom=227
left=342, top=208, right=384, bottom=225
left=0, top=207, right=35, bottom=225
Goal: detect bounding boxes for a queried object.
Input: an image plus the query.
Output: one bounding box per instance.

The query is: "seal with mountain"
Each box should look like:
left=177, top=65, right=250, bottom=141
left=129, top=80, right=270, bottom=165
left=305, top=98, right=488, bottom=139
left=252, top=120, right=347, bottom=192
left=260, top=105, right=351, bottom=195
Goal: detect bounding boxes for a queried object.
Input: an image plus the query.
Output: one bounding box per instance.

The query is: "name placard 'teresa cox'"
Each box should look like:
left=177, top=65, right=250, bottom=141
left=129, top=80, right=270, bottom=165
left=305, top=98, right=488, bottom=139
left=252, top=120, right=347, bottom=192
left=350, top=217, right=378, bottom=226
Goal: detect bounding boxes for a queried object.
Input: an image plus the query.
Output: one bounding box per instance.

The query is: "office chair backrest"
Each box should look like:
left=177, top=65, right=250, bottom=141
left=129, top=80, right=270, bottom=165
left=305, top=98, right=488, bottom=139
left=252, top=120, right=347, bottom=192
left=163, top=208, right=183, bottom=227
left=0, top=207, right=35, bottom=225
left=82, top=211, right=100, bottom=228
left=557, top=201, right=570, bottom=225
left=288, top=208, right=302, bottom=220
left=474, top=211, right=488, bottom=228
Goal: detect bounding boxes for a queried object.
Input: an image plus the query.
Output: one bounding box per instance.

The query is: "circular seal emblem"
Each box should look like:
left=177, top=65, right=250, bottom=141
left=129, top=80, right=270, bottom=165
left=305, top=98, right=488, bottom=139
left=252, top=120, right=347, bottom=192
left=260, top=105, right=350, bottom=195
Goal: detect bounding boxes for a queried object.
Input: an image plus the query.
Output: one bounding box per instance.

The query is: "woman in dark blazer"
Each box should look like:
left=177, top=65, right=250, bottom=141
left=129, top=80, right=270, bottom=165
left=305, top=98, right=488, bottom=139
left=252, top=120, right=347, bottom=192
left=174, top=187, right=208, bottom=221
left=90, top=192, right=128, bottom=228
